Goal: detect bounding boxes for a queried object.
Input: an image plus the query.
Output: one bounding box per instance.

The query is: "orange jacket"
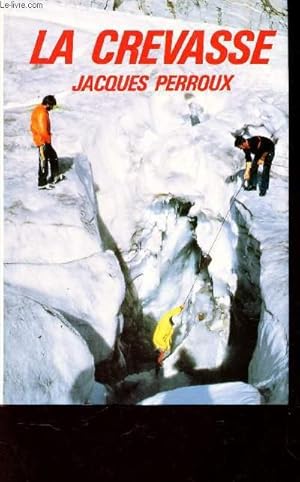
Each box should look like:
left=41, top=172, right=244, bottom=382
left=30, top=104, right=52, bottom=146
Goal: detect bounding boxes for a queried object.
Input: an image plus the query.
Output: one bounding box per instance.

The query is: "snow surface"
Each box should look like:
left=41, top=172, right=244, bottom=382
left=1, top=1, right=288, bottom=404
left=4, top=285, right=98, bottom=404
left=46, top=0, right=288, bottom=32
left=139, top=381, right=262, bottom=405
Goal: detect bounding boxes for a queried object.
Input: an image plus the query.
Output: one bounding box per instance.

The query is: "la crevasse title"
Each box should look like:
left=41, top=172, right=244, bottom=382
left=29, top=29, right=277, bottom=92
left=30, top=29, right=276, bottom=64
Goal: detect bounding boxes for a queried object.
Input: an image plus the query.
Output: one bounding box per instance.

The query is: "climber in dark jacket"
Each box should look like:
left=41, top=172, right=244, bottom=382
left=234, top=135, right=275, bottom=196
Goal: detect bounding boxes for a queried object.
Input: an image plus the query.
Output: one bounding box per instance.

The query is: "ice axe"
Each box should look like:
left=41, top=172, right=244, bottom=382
left=199, top=253, right=212, bottom=272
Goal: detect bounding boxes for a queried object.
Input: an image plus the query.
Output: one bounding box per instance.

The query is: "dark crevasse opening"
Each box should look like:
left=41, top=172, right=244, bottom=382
left=94, top=191, right=263, bottom=403
left=95, top=196, right=201, bottom=383
left=175, top=204, right=262, bottom=387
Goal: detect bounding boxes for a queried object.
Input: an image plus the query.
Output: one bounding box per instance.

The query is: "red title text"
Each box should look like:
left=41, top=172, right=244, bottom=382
left=30, top=28, right=277, bottom=65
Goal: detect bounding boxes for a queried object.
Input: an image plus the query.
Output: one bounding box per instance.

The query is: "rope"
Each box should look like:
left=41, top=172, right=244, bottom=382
left=207, top=181, right=244, bottom=257
left=182, top=181, right=244, bottom=308
left=183, top=278, right=198, bottom=306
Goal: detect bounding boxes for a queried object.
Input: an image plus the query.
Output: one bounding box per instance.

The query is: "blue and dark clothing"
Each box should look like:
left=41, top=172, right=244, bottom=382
left=239, top=136, right=275, bottom=196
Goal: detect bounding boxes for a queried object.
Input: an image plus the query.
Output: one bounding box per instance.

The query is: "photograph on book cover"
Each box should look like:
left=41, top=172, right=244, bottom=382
left=1, top=1, right=288, bottom=406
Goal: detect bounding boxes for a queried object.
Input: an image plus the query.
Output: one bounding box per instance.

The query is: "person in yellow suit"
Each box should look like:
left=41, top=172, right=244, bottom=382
left=153, top=305, right=184, bottom=373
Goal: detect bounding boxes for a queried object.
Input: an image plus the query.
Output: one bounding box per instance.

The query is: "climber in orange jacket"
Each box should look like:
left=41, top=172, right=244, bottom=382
left=153, top=305, right=184, bottom=373
left=30, top=95, right=64, bottom=190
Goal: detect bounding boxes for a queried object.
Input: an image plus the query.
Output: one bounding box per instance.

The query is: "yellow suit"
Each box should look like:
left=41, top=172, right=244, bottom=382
left=152, top=305, right=184, bottom=352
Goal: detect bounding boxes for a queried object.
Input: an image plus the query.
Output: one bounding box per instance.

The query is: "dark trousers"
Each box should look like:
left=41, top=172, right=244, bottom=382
left=250, top=151, right=274, bottom=193
left=155, top=350, right=166, bottom=375
left=38, top=144, right=59, bottom=187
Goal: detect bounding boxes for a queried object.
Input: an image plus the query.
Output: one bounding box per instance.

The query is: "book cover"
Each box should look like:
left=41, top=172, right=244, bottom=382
left=1, top=1, right=289, bottom=407
left=2, top=1, right=299, bottom=480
